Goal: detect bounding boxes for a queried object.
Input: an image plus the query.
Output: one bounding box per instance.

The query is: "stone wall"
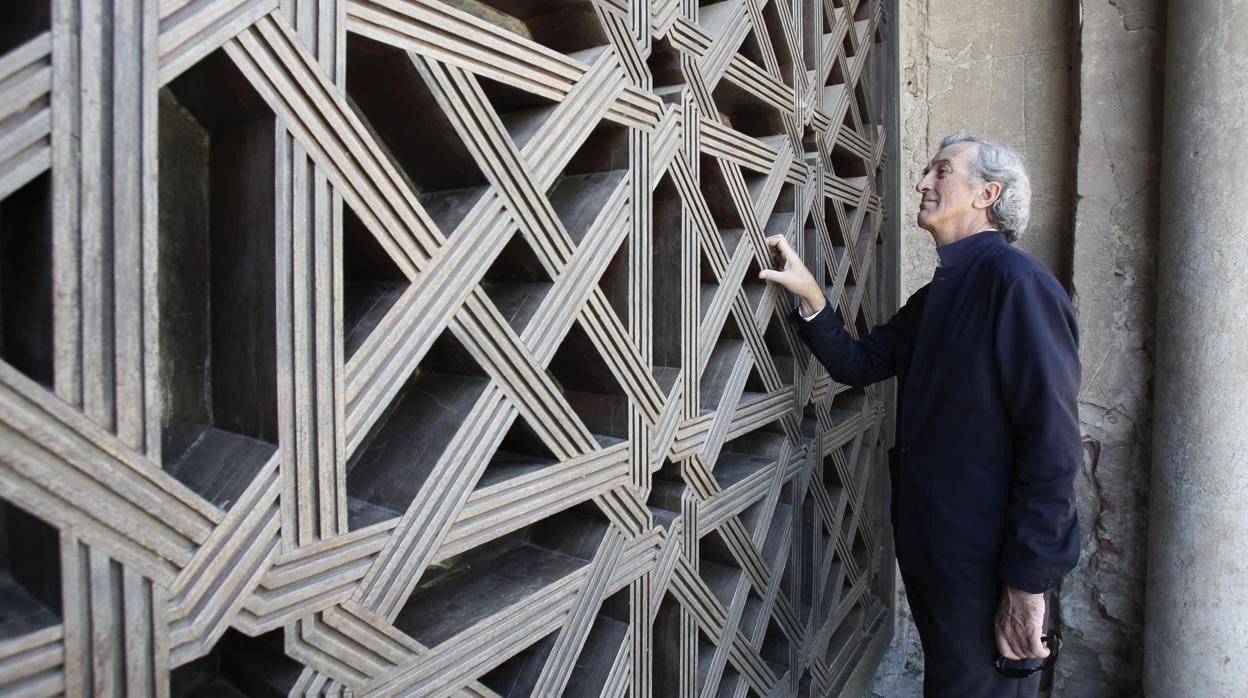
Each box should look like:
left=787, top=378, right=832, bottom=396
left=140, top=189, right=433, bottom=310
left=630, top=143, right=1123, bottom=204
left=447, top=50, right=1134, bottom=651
left=896, top=0, right=1075, bottom=300
left=1061, top=2, right=1162, bottom=693
left=924, top=0, right=1076, bottom=285
left=872, top=1, right=1163, bottom=695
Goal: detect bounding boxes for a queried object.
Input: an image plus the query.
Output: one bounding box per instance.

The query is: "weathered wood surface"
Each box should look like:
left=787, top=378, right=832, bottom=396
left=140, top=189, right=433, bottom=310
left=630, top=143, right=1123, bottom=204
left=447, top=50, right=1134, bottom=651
left=0, top=0, right=894, bottom=694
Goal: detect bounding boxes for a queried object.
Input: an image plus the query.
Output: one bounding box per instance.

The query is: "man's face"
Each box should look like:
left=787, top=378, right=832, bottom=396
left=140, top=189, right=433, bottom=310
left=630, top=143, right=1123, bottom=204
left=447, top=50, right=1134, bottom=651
left=915, top=142, right=982, bottom=235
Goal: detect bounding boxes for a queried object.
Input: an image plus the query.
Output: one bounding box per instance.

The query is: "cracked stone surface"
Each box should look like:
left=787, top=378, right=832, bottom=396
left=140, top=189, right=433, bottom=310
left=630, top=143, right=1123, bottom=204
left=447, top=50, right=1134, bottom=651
left=1061, top=2, right=1162, bottom=694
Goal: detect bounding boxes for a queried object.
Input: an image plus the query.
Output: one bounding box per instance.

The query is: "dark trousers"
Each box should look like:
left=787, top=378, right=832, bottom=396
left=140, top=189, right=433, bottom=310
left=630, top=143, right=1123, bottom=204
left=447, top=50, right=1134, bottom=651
left=902, top=575, right=1051, bottom=698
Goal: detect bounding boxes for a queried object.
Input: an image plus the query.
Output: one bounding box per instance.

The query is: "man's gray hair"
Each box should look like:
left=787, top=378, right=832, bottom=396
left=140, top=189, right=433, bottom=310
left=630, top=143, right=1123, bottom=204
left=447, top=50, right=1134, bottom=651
left=938, top=131, right=1031, bottom=242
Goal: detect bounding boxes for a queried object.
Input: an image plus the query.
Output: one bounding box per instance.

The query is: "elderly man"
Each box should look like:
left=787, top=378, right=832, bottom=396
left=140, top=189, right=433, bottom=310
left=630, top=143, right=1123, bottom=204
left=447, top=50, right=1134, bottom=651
left=760, top=132, right=1080, bottom=696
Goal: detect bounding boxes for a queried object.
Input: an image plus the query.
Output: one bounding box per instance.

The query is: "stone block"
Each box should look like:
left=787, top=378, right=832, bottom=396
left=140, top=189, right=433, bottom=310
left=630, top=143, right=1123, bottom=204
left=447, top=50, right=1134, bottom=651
left=1023, top=49, right=1071, bottom=148
left=927, top=53, right=1026, bottom=147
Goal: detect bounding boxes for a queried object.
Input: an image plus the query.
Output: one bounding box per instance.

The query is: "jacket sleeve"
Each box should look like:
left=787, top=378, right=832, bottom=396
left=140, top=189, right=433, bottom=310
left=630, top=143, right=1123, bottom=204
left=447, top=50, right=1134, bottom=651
left=994, top=270, right=1082, bottom=593
left=791, top=285, right=926, bottom=388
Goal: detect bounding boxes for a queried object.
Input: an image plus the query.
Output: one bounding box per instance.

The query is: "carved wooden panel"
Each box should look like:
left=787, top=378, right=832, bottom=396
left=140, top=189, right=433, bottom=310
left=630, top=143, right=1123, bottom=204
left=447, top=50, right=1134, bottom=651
left=0, top=0, right=893, bottom=694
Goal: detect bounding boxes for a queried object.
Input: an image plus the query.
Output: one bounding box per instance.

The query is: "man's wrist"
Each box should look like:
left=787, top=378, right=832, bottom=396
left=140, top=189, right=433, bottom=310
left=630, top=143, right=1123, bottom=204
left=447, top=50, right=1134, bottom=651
left=799, top=294, right=827, bottom=317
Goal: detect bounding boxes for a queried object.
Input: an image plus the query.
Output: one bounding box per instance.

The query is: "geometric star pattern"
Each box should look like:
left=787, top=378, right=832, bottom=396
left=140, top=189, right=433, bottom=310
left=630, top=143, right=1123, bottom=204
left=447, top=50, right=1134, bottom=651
left=0, top=0, right=892, bottom=694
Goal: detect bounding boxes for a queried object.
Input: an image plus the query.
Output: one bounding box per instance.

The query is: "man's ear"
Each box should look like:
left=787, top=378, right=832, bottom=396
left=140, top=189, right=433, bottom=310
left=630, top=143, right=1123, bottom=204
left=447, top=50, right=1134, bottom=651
left=976, top=181, right=1002, bottom=211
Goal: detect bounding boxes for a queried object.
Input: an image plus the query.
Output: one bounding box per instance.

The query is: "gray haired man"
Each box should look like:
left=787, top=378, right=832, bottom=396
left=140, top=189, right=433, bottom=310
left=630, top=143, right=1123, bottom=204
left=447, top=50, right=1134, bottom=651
left=761, top=132, right=1081, bottom=696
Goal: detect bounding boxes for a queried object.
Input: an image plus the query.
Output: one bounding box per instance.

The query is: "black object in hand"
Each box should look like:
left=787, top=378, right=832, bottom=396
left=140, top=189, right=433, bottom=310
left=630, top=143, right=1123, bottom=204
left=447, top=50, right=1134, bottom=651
left=994, top=630, right=1062, bottom=678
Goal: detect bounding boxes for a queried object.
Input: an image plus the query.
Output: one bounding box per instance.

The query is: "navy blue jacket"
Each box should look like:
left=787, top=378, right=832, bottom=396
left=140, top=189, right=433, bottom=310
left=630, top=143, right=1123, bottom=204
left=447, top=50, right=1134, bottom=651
left=795, top=230, right=1080, bottom=599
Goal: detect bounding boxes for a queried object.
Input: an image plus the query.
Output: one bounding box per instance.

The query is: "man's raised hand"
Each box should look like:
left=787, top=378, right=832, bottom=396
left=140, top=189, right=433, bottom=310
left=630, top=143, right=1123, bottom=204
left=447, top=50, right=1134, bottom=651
left=758, top=235, right=826, bottom=316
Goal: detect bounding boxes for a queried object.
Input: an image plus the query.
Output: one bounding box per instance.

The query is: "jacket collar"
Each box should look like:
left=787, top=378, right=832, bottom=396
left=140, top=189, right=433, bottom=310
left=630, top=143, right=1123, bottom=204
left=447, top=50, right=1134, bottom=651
left=936, top=229, right=1006, bottom=268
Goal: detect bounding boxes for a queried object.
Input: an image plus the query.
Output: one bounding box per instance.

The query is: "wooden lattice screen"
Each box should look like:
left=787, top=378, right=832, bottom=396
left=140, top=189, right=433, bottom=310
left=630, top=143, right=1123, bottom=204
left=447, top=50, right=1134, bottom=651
left=0, top=0, right=894, bottom=694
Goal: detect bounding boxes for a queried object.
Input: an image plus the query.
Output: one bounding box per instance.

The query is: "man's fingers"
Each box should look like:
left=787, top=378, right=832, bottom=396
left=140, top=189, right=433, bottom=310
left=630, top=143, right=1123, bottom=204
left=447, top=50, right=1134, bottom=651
left=758, top=268, right=787, bottom=287
left=1022, top=597, right=1050, bottom=658
left=998, top=622, right=1048, bottom=660
left=758, top=268, right=797, bottom=293
left=1002, top=636, right=1023, bottom=661
left=993, top=609, right=1020, bottom=660
left=1025, top=630, right=1050, bottom=659
left=759, top=240, right=821, bottom=304
left=765, top=235, right=797, bottom=263
left=994, top=627, right=1019, bottom=661
left=776, top=236, right=798, bottom=260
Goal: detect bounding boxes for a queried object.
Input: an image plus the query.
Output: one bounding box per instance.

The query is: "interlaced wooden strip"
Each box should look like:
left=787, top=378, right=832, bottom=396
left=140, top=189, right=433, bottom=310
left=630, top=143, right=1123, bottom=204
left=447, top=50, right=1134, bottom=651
left=0, top=33, right=51, bottom=201
left=0, top=0, right=894, bottom=694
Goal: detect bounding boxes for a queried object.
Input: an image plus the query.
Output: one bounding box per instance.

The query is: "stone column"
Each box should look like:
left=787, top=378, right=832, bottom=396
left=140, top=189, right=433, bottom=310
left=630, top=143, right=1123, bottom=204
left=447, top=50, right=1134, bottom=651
left=1144, top=2, right=1248, bottom=694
